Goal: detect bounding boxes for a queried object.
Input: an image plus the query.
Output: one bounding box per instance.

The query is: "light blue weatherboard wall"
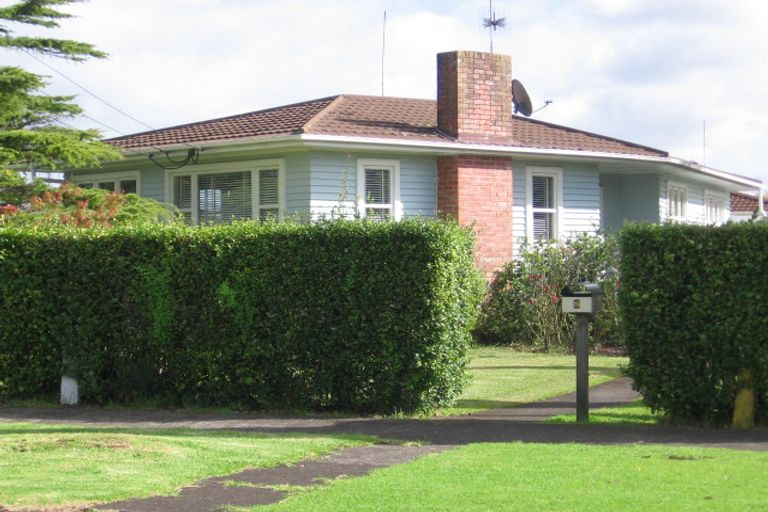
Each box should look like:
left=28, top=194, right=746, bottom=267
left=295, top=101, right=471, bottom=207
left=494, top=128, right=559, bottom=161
left=308, top=152, right=437, bottom=218
left=140, top=166, right=165, bottom=202
left=600, top=174, right=660, bottom=232
left=512, top=162, right=601, bottom=245
left=284, top=152, right=311, bottom=214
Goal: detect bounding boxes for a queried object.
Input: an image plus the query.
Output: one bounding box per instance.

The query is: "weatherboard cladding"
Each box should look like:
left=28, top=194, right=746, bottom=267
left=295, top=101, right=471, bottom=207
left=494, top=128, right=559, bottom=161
left=106, top=95, right=668, bottom=158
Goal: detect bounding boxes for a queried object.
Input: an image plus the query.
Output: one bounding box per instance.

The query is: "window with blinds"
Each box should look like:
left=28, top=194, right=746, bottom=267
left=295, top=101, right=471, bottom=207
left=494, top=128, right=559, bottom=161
left=530, top=175, right=557, bottom=240
left=198, top=171, right=252, bottom=224
left=364, top=168, right=392, bottom=220
left=668, top=185, right=687, bottom=222
left=705, top=193, right=725, bottom=225
left=171, top=163, right=282, bottom=225
left=258, top=168, right=279, bottom=221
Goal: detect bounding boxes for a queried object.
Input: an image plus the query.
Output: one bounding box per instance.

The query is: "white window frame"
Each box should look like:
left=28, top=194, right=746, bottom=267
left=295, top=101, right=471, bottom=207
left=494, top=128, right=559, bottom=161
left=525, top=167, right=563, bottom=241
left=166, top=159, right=285, bottom=225
left=667, top=181, right=688, bottom=223
left=356, top=158, right=402, bottom=220
left=71, top=171, right=141, bottom=194
left=704, top=190, right=727, bottom=225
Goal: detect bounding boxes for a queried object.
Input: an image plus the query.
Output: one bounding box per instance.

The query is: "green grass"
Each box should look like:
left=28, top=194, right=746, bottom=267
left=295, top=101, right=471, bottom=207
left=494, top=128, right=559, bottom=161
left=549, top=399, right=668, bottom=425
left=0, top=422, right=370, bottom=509
left=256, top=442, right=768, bottom=512
left=437, top=346, right=627, bottom=415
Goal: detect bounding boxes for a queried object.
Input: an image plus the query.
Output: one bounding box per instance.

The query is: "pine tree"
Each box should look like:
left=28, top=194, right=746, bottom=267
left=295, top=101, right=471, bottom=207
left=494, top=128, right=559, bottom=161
left=0, top=0, right=121, bottom=206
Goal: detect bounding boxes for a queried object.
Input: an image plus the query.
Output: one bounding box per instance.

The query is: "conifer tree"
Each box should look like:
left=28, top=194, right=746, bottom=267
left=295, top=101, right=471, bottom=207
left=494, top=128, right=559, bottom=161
left=0, top=0, right=121, bottom=206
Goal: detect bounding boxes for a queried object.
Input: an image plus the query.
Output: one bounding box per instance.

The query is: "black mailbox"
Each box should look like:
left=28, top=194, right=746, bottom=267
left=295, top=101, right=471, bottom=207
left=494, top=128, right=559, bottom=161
left=561, top=282, right=603, bottom=314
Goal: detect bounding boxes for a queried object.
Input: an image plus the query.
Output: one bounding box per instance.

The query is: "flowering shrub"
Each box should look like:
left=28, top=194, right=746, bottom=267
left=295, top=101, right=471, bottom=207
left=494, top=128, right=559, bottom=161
left=2, top=182, right=177, bottom=227
left=474, top=233, right=623, bottom=351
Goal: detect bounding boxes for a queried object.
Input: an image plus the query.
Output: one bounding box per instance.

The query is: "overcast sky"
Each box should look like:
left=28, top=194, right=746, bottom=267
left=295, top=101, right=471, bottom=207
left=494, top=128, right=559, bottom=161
left=4, top=0, right=768, bottom=184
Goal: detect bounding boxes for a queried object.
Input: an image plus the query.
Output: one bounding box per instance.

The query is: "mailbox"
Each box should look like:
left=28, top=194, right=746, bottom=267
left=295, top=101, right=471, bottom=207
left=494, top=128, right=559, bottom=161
left=561, top=282, right=603, bottom=314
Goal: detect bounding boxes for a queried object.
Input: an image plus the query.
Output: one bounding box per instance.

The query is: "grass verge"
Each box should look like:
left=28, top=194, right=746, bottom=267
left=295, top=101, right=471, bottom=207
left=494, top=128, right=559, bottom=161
left=437, top=346, right=627, bottom=415
left=254, top=442, right=768, bottom=512
left=548, top=399, right=667, bottom=425
left=0, top=422, right=371, bottom=509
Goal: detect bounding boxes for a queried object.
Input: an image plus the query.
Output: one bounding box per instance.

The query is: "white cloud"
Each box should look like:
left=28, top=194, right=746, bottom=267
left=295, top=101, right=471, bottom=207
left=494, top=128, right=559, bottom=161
left=2, top=0, right=767, bottom=183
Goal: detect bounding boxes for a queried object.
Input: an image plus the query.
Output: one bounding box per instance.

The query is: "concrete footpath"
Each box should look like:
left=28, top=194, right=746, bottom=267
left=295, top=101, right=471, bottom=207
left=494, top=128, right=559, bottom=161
left=2, top=377, right=768, bottom=512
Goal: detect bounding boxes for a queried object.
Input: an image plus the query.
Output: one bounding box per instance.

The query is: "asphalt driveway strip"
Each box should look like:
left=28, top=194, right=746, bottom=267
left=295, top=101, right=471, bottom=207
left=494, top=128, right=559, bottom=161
left=2, top=377, right=767, bottom=512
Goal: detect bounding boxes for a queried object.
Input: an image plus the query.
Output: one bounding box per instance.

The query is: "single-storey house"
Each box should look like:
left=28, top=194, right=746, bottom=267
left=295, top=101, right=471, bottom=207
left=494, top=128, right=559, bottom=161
left=66, top=50, right=764, bottom=276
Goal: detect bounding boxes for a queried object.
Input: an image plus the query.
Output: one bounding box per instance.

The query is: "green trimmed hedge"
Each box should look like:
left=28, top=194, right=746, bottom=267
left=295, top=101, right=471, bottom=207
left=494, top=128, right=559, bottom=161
left=619, top=223, right=768, bottom=425
left=0, top=220, right=484, bottom=414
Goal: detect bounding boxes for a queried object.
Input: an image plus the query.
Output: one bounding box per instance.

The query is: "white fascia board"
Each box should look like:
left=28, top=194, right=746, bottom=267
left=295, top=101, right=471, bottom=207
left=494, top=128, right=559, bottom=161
left=116, top=133, right=763, bottom=190
left=299, top=134, right=764, bottom=190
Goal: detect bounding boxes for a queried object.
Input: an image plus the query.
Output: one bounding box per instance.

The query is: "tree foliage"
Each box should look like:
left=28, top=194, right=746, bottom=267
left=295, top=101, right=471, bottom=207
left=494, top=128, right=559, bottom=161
left=0, top=0, right=106, bottom=60
left=0, top=0, right=121, bottom=200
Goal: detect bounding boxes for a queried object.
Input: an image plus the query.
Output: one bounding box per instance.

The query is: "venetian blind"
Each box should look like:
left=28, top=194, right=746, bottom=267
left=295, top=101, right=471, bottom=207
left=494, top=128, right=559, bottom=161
left=365, top=168, right=391, bottom=220
left=531, top=175, right=555, bottom=240
left=198, top=171, right=252, bottom=224
left=258, top=168, right=279, bottom=221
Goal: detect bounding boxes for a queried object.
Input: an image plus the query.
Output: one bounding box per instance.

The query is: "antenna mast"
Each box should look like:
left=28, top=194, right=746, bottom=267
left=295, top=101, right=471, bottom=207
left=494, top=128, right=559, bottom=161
left=483, top=0, right=506, bottom=54
left=381, top=10, right=387, bottom=96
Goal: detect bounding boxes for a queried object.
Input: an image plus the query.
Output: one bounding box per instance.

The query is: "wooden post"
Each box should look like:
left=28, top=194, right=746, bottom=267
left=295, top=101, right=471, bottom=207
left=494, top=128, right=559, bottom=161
left=732, top=369, right=755, bottom=429
left=575, top=314, right=590, bottom=422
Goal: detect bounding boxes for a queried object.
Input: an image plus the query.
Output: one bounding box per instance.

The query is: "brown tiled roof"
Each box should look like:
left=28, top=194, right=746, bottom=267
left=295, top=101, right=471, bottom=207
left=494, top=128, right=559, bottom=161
left=107, top=94, right=667, bottom=157
left=107, top=96, right=337, bottom=150
left=731, top=193, right=767, bottom=212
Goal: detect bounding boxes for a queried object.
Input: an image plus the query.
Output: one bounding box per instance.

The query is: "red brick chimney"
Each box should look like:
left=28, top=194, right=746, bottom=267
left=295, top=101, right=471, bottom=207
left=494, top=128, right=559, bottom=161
left=436, top=51, right=515, bottom=278
left=437, top=50, right=513, bottom=144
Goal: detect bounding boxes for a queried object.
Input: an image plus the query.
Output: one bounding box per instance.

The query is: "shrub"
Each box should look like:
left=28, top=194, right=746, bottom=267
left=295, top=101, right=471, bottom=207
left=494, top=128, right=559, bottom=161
left=620, top=223, right=768, bottom=425
left=0, top=182, right=178, bottom=228
left=475, top=233, right=622, bottom=350
left=0, top=219, right=484, bottom=414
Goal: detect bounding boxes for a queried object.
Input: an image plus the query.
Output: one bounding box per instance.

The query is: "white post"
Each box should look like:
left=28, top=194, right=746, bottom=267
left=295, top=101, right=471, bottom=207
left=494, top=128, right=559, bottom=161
left=60, top=376, right=79, bottom=405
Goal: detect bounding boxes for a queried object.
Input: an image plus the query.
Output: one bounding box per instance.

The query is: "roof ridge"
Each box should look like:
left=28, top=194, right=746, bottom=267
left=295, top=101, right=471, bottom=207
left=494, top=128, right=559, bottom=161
left=301, top=94, right=345, bottom=134
left=106, top=95, right=340, bottom=142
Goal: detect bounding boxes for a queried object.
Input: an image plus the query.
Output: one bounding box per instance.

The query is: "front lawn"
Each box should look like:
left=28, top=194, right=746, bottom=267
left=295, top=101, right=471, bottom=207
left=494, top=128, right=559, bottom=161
left=440, top=346, right=627, bottom=415
left=259, top=442, right=768, bottom=512
left=0, top=349, right=631, bottom=508
left=0, top=422, right=370, bottom=509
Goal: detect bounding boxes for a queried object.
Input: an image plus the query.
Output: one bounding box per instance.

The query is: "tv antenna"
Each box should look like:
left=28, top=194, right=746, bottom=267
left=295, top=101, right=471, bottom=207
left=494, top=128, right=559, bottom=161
left=483, top=0, right=505, bottom=54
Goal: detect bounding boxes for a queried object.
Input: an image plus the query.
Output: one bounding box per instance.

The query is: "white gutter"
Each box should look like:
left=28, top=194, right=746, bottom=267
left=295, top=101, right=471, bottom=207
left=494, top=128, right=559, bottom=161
left=116, top=133, right=763, bottom=190
left=296, top=134, right=763, bottom=190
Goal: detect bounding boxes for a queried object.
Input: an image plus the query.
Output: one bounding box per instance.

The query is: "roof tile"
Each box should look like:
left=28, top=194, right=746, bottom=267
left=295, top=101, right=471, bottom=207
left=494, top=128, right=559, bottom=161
left=107, top=94, right=668, bottom=157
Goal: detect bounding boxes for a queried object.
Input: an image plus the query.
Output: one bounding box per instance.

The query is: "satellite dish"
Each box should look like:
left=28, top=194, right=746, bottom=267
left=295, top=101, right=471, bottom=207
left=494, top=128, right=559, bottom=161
left=511, top=79, right=533, bottom=117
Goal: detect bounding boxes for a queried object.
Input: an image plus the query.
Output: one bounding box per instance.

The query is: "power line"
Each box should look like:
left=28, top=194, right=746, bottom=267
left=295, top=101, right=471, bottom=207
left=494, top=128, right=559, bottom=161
left=57, top=118, right=152, bottom=160
left=22, top=49, right=203, bottom=161
left=24, top=49, right=158, bottom=133
left=77, top=113, right=170, bottom=154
